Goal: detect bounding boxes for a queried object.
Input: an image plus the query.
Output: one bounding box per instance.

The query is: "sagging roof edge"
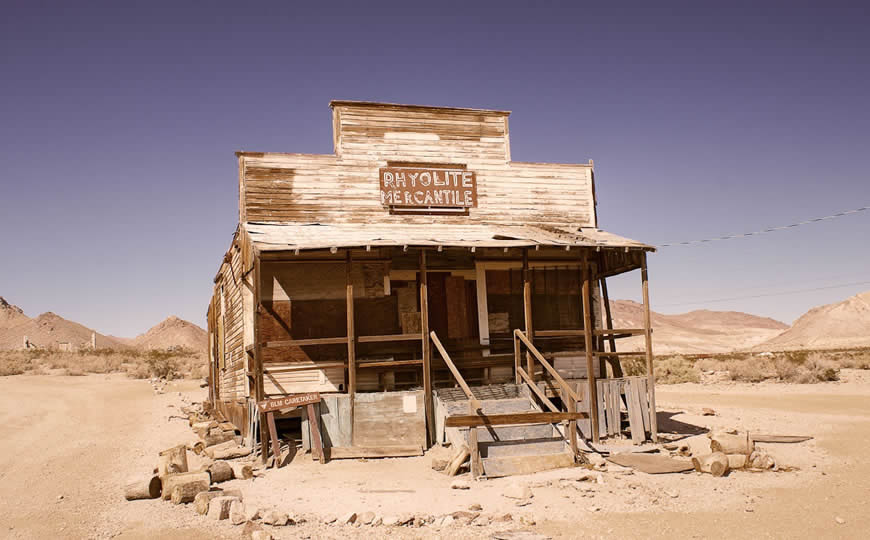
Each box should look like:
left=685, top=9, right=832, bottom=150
left=329, top=100, right=511, bottom=116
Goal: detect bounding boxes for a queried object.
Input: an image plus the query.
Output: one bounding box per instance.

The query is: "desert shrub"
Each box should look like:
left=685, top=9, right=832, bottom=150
left=840, top=350, right=870, bottom=369
left=145, top=351, right=180, bottom=379
left=0, top=359, right=26, bottom=376
left=621, top=357, right=646, bottom=377
left=724, top=358, right=773, bottom=383
left=799, top=354, right=839, bottom=382
left=125, top=363, right=151, bottom=379
left=655, top=356, right=700, bottom=384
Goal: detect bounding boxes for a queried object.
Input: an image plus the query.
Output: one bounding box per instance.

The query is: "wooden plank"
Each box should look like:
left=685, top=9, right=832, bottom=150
left=429, top=331, right=477, bottom=405
left=641, top=253, right=658, bottom=442
left=352, top=391, right=426, bottom=448
left=346, top=250, right=356, bottom=444
left=445, top=411, right=587, bottom=428
left=254, top=252, right=269, bottom=463
left=266, top=411, right=281, bottom=467
left=597, top=380, right=607, bottom=440
left=593, top=328, right=645, bottom=336
left=626, top=379, right=644, bottom=444
left=581, top=259, right=600, bottom=444
left=262, top=337, right=349, bottom=348
left=357, top=359, right=423, bottom=369
left=325, top=446, right=423, bottom=459
left=307, top=403, right=325, bottom=463
left=357, top=333, right=422, bottom=343
left=611, top=380, right=622, bottom=436
left=606, top=453, right=694, bottom=474
left=517, top=367, right=559, bottom=413
left=420, top=250, right=434, bottom=446
left=637, top=377, right=651, bottom=435
left=514, top=330, right=580, bottom=402
left=750, top=434, right=814, bottom=443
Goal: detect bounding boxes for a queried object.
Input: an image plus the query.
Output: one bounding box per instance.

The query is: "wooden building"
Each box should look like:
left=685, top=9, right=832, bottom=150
left=207, top=101, right=658, bottom=476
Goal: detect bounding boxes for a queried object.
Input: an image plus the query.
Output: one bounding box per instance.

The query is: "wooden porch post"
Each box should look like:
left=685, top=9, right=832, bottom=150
left=522, top=248, right=534, bottom=382
left=346, top=250, right=356, bottom=444
left=419, top=249, right=434, bottom=446
left=253, top=252, right=269, bottom=463
left=599, top=278, right=623, bottom=377
left=641, top=252, right=658, bottom=442
left=581, top=254, right=600, bottom=443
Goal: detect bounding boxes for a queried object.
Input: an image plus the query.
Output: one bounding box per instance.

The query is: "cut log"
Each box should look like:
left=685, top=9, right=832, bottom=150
left=158, top=444, right=189, bottom=476
left=727, top=454, right=747, bottom=470
left=161, top=471, right=210, bottom=501
left=446, top=444, right=470, bottom=477
left=218, top=422, right=237, bottom=432
left=191, top=441, right=206, bottom=455
left=230, top=462, right=254, bottom=480
left=192, top=420, right=219, bottom=438
left=208, top=461, right=233, bottom=483
left=710, top=433, right=755, bottom=456
left=124, top=474, right=161, bottom=500
left=171, top=479, right=210, bottom=504
left=194, top=489, right=243, bottom=515
left=202, top=431, right=235, bottom=447
left=692, top=452, right=730, bottom=477
left=208, top=445, right=252, bottom=460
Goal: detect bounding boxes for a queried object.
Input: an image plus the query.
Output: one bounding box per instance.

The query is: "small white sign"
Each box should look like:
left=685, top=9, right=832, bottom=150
left=403, top=395, right=417, bottom=413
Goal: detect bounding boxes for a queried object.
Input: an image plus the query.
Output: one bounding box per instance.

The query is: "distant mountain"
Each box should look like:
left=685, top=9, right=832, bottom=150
left=609, top=300, right=788, bottom=354
left=132, top=316, right=208, bottom=352
left=0, top=297, right=30, bottom=330
left=0, top=310, right=128, bottom=351
left=755, top=290, right=870, bottom=351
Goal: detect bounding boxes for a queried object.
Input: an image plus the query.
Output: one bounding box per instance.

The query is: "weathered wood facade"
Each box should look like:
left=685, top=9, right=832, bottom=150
left=208, top=101, right=657, bottom=471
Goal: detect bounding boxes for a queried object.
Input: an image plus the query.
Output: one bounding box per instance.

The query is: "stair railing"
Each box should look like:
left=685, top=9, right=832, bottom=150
left=430, top=330, right=484, bottom=477
left=513, top=329, right=580, bottom=456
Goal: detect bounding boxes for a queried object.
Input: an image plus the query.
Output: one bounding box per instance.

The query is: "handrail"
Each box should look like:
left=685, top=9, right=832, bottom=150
left=514, top=329, right=580, bottom=403
left=430, top=331, right=480, bottom=409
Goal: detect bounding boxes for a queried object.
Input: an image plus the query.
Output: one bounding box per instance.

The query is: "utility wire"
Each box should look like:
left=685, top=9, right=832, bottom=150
left=659, top=205, right=870, bottom=247
left=656, top=280, right=870, bottom=307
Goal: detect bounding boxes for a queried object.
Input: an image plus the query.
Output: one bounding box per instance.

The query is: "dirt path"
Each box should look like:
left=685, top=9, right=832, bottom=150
left=2, top=372, right=869, bottom=539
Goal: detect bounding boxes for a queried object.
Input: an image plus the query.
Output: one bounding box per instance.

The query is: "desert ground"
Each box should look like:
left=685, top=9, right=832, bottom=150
left=2, top=371, right=869, bottom=539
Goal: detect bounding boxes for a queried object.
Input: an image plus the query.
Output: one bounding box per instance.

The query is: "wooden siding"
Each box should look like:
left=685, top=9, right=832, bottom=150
left=240, top=102, right=595, bottom=229
left=215, top=241, right=247, bottom=400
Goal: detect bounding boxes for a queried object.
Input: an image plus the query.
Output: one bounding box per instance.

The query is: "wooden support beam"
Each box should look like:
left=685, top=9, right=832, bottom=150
left=253, top=252, right=269, bottom=464
left=420, top=250, right=434, bottom=446
left=346, top=251, right=356, bottom=444
left=522, top=248, right=534, bottom=383
left=445, top=411, right=588, bottom=428
left=262, top=337, right=349, bottom=348
left=582, top=257, right=600, bottom=443
left=641, top=253, right=658, bottom=442
left=357, top=333, right=423, bottom=343
left=307, top=403, right=325, bottom=464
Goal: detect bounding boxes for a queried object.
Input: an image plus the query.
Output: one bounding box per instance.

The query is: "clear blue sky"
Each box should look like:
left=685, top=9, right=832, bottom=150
left=2, top=1, right=868, bottom=336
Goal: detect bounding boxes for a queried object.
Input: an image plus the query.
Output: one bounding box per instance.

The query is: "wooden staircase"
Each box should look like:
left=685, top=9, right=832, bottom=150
left=431, top=332, right=585, bottom=478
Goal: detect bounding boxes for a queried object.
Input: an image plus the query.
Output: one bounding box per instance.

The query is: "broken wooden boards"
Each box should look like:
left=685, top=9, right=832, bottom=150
left=606, top=453, right=695, bottom=474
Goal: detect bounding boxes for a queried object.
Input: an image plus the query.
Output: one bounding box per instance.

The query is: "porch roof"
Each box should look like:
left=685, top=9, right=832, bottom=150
left=245, top=222, right=655, bottom=252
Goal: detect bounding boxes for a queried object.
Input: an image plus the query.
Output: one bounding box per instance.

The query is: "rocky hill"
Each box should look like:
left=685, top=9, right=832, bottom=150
left=132, top=316, right=208, bottom=352
left=609, top=300, right=788, bottom=354
left=0, top=310, right=128, bottom=351
left=755, top=290, right=870, bottom=351
left=0, top=297, right=30, bottom=330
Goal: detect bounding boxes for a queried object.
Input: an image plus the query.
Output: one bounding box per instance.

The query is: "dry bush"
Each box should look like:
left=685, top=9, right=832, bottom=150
left=618, top=356, right=699, bottom=384
left=723, top=358, right=774, bottom=383
left=0, top=358, right=26, bottom=376
left=840, top=349, right=870, bottom=369
left=0, top=347, right=206, bottom=380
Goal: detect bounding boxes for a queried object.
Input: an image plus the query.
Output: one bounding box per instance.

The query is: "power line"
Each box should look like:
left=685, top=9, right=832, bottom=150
left=656, top=280, right=870, bottom=307
left=659, top=205, right=870, bottom=247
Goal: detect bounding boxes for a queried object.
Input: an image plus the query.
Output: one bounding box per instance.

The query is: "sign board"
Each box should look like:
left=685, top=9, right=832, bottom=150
left=379, top=166, right=477, bottom=208
left=258, top=392, right=321, bottom=413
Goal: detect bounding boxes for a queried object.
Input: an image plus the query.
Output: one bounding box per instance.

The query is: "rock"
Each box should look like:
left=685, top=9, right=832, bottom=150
left=701, top=408, right=716, bottom=416
left=230, top=500, right=246, bottom=525
left=341, top=512, right=357, bottom=525
left=207, top=496, right=239, bottom=520
left=664, top=489, right=679, bottom=499
left=432, top=458, right=449, bottom=471
left=194, top=489, right=242, bottom=515
left=451, top=479, right=471, bottom=490
left=382, top=515, right=400, bottom=526
left=492, top=513, right=513, bottom=522
left=262, top=510, right=290, bottom=526
left=835, top=517, right=845, bottom=525
left=245, top=507, right=262, bottom=521
left=435, top=515, right=454, bottom=527
left=515, top=500, right=532, bottom=507
left=469, top=503, right=483, bottom=511
left=586, top=453, right=606, bottom=468
left=503, top=483, right=532, bottom=500
left=519, top=515, right=536, bottom=526
left=358, top=511, right=375, bottom=525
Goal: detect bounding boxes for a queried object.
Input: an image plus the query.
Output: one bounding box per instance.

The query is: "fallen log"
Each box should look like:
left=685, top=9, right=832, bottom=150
left=171, top=479, right=210, bottom=504
left=208, top=444, right=252, bottom=460
left=710, top=433, right=754, bottom=456
left=161, top=471, right=210, bottom=501
left=692, top=452, right=730, bottom=477
left=202, top=432, right=235, bottom=448
left=727, top=454, right=747, bottom=470
left=750, top=434, right=813, bottom=444
left=194, top=488, right=243, bottom=515
left=208, top=461, right=233, bottom=483
left=124, top=474, right=161, bottom=500
left=192, top=421, right=218, bottom=438
left=446, top=444, right=470, bottom=477
left=230, top=462, right=254, bottom=480
left=158, top=444, right=189, bottom=477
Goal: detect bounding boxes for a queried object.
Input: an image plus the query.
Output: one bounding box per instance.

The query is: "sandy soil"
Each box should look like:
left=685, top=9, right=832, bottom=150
left=2, top=371, right=869, bottom=539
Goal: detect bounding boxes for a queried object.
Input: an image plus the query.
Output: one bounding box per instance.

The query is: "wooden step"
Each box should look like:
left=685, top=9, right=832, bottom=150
left=482, top=451, right=575, bottom=478
left=473, top=423, right=556, bottom=442
left=480, top=438, right=568, bottom=459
